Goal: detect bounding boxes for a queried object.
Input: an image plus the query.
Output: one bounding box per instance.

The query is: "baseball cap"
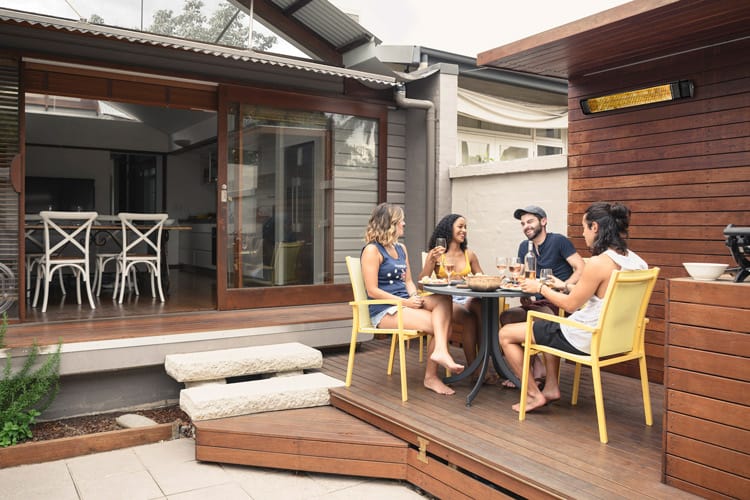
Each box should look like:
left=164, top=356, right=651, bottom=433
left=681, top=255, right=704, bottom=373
left=513, top=205, right=547, bottom=220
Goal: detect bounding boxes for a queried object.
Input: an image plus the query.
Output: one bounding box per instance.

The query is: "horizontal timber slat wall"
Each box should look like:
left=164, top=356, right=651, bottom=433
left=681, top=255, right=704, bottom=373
left=663, top=278, right=750, bottom=498
left=566, top=38, right=750, bottom=383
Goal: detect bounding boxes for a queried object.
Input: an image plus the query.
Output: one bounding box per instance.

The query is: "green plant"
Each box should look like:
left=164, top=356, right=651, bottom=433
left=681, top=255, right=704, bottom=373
left=0, top=312, right=6, bottom=348
left=0, top=324, right=62, bottom=447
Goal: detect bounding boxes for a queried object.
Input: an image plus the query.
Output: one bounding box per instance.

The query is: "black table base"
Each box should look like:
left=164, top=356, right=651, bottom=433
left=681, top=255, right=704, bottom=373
left=424, top=285, right=527, bottom=407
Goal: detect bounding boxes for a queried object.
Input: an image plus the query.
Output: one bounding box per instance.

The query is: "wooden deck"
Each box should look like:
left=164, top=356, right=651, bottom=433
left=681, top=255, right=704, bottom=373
left=5, top=267, right=349, bottom=348
left=195, top=339, right=698, bottom=499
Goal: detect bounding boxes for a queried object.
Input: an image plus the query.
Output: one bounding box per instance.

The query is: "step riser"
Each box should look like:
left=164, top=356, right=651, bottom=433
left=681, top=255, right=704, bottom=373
left=180, top=373, right=344, bottom=421
left=165, top=342, right=322, bottom=382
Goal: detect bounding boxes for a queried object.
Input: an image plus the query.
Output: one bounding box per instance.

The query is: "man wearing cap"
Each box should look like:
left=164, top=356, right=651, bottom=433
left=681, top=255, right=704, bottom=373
left=498, top=206, right=584, bottom=387
left=501, top=205, right=585, bottom=325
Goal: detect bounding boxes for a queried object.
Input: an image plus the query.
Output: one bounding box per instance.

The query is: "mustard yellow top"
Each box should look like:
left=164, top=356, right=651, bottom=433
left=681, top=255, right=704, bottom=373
left=437, top=251, right=471, bottom=279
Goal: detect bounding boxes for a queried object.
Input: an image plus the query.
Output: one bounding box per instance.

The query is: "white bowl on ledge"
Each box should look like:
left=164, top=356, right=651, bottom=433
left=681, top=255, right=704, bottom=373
left=682, top=262, right=728, bottom=281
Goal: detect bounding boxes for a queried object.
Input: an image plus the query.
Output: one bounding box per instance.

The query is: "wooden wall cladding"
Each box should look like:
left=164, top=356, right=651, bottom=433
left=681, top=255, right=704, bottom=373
left=566, top=38, right=750, bottom=383
left=664, top=278, right=750, bottom=498
left=23, top=66, right=217, bottom=110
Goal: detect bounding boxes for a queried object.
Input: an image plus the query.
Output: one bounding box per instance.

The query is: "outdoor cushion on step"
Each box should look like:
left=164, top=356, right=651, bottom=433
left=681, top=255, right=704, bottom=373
left=179, top=372, right=344, bottom=421
left=164, top=342, right=323, bottom=382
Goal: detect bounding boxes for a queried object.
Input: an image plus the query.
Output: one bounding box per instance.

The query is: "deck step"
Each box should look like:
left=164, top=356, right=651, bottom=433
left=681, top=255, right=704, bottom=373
left=194, top=406, right=408, bottom=479
left=180, top=372, right=344, bottom=421
left=164, top=342, right=322, bottom=382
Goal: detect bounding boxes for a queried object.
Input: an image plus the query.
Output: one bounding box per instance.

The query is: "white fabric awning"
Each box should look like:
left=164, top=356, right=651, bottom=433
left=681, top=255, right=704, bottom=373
left=457, top=87, right=568, bottom=129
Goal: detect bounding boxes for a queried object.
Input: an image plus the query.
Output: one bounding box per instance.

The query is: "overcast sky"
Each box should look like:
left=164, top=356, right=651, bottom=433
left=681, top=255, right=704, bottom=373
left=1, top=0, right=630, bottom=57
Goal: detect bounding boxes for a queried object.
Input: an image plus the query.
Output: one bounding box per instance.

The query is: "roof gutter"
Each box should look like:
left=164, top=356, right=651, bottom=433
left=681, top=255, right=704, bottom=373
left=417, top=47, right=568, bottom=94
left=394, top=84, right=436, bottom=243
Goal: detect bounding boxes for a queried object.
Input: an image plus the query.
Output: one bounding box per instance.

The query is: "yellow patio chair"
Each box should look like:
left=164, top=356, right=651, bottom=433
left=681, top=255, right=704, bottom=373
left=518, top=267, right=659, bottom=443
left=345, top=256, right=428, bottom=402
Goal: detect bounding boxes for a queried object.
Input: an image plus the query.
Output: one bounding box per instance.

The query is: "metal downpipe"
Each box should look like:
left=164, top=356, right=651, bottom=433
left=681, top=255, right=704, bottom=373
left=394, top=84, right=436, bottom=244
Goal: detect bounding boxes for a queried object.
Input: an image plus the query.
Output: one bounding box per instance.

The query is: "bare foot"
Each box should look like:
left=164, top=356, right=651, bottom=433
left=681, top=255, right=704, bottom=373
left=424, top=376, right=456, bottom=395
left=501, top=379, right=516, bottom=389
left=429, top=352, right=465, bottom=374
left=472, top=372, right=500, bottom=385
left=542, top=387, right=561, bottom=403
left=512, top=392, right=548, bottom=413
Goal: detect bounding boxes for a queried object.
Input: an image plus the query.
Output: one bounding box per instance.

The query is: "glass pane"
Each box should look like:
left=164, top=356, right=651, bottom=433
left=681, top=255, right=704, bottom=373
left=330, top=115, right=379, bottom=284
left=500, top=146, right=529, bottom=161
left=3, top=1, right=306, bottom=57
left=460, top=140, right=490, bottom=165
left=226, top=104, right=329, bottom=288
left=537, top=128, right=562, bottom=139
left=537, top=145, right=563, bottom=156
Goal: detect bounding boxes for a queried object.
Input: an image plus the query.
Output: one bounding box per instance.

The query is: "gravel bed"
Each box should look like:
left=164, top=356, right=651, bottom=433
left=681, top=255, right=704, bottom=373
left=28, top=405, right=192, bottom=442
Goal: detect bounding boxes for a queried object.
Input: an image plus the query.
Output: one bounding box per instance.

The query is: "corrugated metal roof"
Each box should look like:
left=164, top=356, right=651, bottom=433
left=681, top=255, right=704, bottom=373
left=267, top=0, right=379, bottom=52
left=0, top=8, right=395, bottom=86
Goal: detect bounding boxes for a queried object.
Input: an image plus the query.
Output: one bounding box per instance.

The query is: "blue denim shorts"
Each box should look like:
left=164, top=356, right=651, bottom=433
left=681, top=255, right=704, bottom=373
left=370, top=306, right=398, bottom=327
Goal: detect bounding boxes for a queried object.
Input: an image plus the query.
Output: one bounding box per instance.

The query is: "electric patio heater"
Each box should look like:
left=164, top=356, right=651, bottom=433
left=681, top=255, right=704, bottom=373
left=723, top=224, right=750, bottom=283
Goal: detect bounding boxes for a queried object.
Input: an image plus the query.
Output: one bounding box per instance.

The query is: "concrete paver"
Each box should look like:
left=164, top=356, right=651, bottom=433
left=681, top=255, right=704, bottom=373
left=0, top=438, right=427, bottom=499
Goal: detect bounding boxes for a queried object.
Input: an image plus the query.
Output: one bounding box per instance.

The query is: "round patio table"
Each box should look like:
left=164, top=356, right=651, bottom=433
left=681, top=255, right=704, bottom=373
left=423, top=284, right=531, bottom=406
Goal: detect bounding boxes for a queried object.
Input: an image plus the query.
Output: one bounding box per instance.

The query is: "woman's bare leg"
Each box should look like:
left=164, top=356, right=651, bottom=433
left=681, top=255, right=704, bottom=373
left=455, top=304, right=477, bottom=366
left=424, top=336, right=455, bottom=395
left=379, top=306, right=458, bottom=395
left=540, top=354, right=561, bottom=403
left=498, top=322, right=547, bottom=412
left=422, top=294, right=464, bottom=373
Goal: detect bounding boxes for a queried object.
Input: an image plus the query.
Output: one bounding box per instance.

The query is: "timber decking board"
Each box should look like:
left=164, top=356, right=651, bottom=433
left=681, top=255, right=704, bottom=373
left=194, top=406, right=406, bottom=448
left=5, top=303, right=350, bottom=348
left=191, top=339, right=693, bottom=499
left=194, top=406, right=408, bottom=480
left=322, top=340, right=694, bottom=499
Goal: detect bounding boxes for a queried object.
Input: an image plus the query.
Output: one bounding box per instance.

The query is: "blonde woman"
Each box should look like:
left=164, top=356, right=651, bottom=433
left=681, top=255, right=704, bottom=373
left=361, top=203, right=464, bottom=395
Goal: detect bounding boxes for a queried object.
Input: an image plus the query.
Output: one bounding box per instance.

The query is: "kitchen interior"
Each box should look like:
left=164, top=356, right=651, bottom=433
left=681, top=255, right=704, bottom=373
left=24, top=93, right=219, bottom=318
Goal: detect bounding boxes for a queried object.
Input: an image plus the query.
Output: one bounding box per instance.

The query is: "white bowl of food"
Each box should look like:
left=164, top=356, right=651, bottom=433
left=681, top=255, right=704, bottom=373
left=682, top=262, right=728, bottom=281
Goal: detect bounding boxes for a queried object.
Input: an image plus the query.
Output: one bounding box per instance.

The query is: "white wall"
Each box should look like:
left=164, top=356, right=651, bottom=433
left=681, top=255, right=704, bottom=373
left=450, top=155, right=568, bottom=273
left=165, top=147, right=217, bottom=221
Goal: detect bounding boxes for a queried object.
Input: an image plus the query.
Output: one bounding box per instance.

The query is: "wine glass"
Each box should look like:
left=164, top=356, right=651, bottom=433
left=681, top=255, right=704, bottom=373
left=434, top=237, right=447, bottom=277
left=539, top=268, right=553, bottom=286
left=508, top=257, right=523, bottom=284
left=444, top=261, right=455, bottom=283
left=496, top=257, right=508, bottom=280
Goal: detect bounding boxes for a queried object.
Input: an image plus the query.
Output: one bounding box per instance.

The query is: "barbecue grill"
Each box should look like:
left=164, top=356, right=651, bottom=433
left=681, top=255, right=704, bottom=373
left=724, top=224, right=750, bottom=283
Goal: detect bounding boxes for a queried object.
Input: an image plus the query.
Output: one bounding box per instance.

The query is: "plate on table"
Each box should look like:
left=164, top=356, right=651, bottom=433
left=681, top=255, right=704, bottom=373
left=420, top=278, right=449, bottom=286
left=500, top=284, right=523, bottom=291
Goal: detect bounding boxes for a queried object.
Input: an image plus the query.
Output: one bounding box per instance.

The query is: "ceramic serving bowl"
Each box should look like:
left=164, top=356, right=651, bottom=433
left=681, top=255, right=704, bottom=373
left=682, top=262, right=728, bottom=281
left=465, top=274, right=504, bottom=291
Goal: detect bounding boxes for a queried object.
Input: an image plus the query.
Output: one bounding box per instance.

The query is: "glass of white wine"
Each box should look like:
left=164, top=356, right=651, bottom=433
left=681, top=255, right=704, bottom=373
left=508, top=257, right=523, bottom=284
left=444, top=261, right=455, bottom=283
left=434, top=237, right=447, bottom=279
left=496, top=257, right=508, bottom=280
left=539, top=268, right=554, bottom=286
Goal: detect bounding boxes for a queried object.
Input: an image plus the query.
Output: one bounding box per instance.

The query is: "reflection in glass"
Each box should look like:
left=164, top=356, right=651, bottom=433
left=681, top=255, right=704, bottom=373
left=225, top=104, right=378, bottom=289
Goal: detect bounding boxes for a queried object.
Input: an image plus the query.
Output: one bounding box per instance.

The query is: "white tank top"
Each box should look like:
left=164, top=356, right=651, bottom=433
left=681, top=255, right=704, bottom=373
left=561, top=249, right=648, bottom=354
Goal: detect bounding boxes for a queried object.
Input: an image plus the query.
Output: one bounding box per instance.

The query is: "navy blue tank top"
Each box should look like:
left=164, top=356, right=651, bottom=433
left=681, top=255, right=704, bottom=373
left=366, top=242, right=409, bottom=318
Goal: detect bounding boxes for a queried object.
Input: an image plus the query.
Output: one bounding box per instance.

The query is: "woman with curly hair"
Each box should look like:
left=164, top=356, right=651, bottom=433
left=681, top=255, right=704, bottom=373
left=499, top=202, right=648, bottom=412
left=419, top=214, right=485, bottom=373
left=361, top=203, right=464, bottom=395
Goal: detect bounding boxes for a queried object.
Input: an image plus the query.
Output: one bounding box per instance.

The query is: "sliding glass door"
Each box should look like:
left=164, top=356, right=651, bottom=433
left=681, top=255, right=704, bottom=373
left=217, top=87, right=385, bottom=310
left=225, top=105, right=328, bottom=289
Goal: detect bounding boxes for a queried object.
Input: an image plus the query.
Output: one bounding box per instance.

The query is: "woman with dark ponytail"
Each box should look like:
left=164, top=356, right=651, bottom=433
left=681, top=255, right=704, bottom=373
left=499, top=202, right=648, bottom=413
